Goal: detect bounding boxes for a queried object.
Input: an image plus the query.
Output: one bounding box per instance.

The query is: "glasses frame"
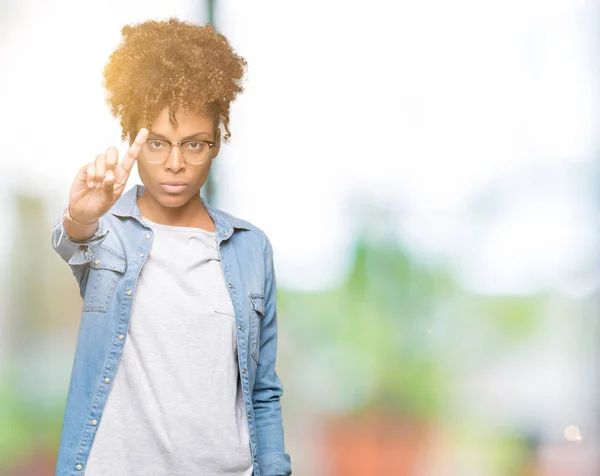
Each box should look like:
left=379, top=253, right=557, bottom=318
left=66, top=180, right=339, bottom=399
left=142, top=138, right=217, bottom=165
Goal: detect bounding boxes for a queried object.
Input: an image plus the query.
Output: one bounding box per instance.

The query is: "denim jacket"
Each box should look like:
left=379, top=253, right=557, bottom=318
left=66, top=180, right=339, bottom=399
left=51, top=184, right=292, bottom=476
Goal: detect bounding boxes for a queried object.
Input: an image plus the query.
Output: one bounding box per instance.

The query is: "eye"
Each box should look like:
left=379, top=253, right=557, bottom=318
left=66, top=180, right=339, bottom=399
left=184, top=141, right=206, bottom=151
left=148, top=140, right=167, bottom=149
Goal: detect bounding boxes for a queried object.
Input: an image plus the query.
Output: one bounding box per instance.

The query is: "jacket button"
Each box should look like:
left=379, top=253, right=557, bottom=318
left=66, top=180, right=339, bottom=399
left=238, top=324, right=243, bottom=330
left=247, top=412, right=251, bottom=419
left=104, top=377, right=110, bottom=384
left=241, top=368, right=247, bottom=374
left=145, top=233, right=151, bottom=239
left=118, top=335, right=124, bottom=340
left=228, top=283, right=233, bottom=288
left=94, top=259, right=100, bottom=265
left=76, top=464, right=83, bottom=470
left=253, top=457, right=257, bottom=463
left=126, top=290, right=132, bottom=296
left=91, top=419, right=97, bottom=426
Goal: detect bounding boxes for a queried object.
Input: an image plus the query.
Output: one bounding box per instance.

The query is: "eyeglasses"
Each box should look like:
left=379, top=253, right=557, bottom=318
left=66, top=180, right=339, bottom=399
left=141, top=138, right=216, bottom=165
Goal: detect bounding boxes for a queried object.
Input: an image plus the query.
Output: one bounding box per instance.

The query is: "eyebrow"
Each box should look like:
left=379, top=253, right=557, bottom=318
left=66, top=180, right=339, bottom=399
left=148, top=130, right=212, bottom=141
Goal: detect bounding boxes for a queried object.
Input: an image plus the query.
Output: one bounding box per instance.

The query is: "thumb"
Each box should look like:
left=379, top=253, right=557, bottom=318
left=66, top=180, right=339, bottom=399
left=112, top=163, right=130, bottom=199
left=101, top=169, right=116, bottom=198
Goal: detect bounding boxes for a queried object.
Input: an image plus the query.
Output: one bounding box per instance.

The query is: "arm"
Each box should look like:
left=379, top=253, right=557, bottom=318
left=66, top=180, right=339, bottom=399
left=51, top=207, right=109, bottom=296
left=51, top=128, right=148, bottom=295
left=252, top=234, right=292, bottom=476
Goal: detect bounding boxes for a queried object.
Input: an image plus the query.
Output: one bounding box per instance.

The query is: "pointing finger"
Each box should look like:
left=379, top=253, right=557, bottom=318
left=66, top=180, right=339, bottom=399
left=121, top=128, right=149, bottom=173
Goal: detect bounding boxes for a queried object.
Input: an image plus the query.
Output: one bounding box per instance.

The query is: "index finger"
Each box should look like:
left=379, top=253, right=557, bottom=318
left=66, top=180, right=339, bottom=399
left=121, top=128, right=149, bottom=173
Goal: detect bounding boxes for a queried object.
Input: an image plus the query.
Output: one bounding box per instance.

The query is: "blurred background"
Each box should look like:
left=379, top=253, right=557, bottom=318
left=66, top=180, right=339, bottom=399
left=1, top=0, right=599, bottom=474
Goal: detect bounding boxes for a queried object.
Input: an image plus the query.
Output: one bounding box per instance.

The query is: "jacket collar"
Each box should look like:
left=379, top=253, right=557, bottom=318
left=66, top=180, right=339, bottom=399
left=109, top=185, right=251, bottom=235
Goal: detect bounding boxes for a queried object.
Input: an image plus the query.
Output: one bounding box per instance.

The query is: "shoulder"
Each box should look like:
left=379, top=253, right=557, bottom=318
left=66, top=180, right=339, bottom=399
left=203, top=201, right=271, bottom=255
left=220, top=209, right=272, bottom=255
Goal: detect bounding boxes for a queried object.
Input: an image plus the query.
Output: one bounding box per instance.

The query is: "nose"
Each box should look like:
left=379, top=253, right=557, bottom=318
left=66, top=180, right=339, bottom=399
left=165, top=144, right=185, bottom=172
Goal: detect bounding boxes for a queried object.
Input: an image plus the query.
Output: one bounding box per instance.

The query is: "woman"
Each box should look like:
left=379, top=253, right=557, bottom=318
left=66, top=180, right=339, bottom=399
left=51, top=18, right=291, bottom=476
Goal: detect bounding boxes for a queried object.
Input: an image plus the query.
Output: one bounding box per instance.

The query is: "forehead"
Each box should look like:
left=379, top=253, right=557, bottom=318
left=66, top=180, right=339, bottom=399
left=147, top=106, right=216, bottom=136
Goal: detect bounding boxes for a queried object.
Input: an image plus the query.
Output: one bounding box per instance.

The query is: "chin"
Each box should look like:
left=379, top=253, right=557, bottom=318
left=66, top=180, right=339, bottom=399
left=160, top=193, right=196, bottom=208
left=158, top=197, right=188, bottom=208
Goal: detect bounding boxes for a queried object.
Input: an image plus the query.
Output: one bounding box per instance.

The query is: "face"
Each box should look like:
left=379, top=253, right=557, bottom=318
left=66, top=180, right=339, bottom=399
left=134, top=106, right=220, bottom=210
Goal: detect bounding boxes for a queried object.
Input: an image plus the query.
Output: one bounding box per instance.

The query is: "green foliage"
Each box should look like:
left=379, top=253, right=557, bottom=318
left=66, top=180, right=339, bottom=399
left=0, top=365, right=62, bottom=470
left=279, top=234, right=541, bottom=420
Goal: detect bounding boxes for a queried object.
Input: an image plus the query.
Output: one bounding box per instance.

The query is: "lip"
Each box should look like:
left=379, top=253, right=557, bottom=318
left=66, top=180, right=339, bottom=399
left=160, top=182, right=188, bottom=193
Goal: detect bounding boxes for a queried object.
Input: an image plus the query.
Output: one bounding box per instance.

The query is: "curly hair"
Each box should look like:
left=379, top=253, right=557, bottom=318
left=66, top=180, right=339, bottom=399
left=103, top=18, right=247, bottom=142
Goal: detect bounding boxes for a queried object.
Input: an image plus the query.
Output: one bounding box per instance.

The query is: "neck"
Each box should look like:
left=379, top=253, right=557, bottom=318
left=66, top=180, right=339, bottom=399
left=137, top=190, right=215, bottom=231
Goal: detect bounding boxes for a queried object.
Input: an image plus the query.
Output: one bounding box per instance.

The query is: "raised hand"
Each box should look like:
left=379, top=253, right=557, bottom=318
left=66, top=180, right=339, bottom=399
left=68, top=128, right=149, bottom=224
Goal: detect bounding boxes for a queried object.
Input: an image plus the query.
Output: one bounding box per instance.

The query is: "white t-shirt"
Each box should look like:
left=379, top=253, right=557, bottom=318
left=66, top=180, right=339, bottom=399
left=85, top=217, right=253, bottom=476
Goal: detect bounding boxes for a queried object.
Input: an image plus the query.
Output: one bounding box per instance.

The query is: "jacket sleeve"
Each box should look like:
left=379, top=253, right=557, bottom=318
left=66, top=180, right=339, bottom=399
left=51, top=205, right=109, bottom=296
left=252, top=233, right=292, bottom=476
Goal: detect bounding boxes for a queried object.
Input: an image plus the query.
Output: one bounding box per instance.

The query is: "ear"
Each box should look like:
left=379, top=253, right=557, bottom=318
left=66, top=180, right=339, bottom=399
left=212, top=129, right=221, bottom=158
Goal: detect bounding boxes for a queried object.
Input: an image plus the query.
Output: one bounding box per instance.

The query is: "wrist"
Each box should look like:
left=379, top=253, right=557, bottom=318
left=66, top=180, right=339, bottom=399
left=64, top=206, right=99, bottom=226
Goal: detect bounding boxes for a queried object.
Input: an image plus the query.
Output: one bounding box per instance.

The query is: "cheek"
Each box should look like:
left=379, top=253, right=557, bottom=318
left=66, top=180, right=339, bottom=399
left=137, top=162, right=151, bottom=179
left=189, top=164, right=212, bottom=186
left=199, top=166, right=212, bottom=182
left=137, top=165, right=149, bottom=184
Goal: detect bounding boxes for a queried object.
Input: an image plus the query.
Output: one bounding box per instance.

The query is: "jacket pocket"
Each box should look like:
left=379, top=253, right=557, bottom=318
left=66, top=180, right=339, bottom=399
left=82, top=245, right=127, bottom=313
left=249, top=293, right=265, bottom=364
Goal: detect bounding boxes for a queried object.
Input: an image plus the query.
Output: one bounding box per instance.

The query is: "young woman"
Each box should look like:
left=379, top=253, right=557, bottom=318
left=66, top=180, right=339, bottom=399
left=51, top=18, right=291, bottom=476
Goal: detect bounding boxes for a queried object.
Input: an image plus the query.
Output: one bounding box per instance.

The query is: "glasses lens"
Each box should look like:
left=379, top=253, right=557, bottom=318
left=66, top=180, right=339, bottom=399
left=143, top=140, right=170, bottom=164
left=182, top=141, right=210, bottom=165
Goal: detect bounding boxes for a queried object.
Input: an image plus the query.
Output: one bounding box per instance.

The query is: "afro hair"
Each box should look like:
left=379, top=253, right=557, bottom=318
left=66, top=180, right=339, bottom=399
left=103, top=18, right=247, bottom=143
